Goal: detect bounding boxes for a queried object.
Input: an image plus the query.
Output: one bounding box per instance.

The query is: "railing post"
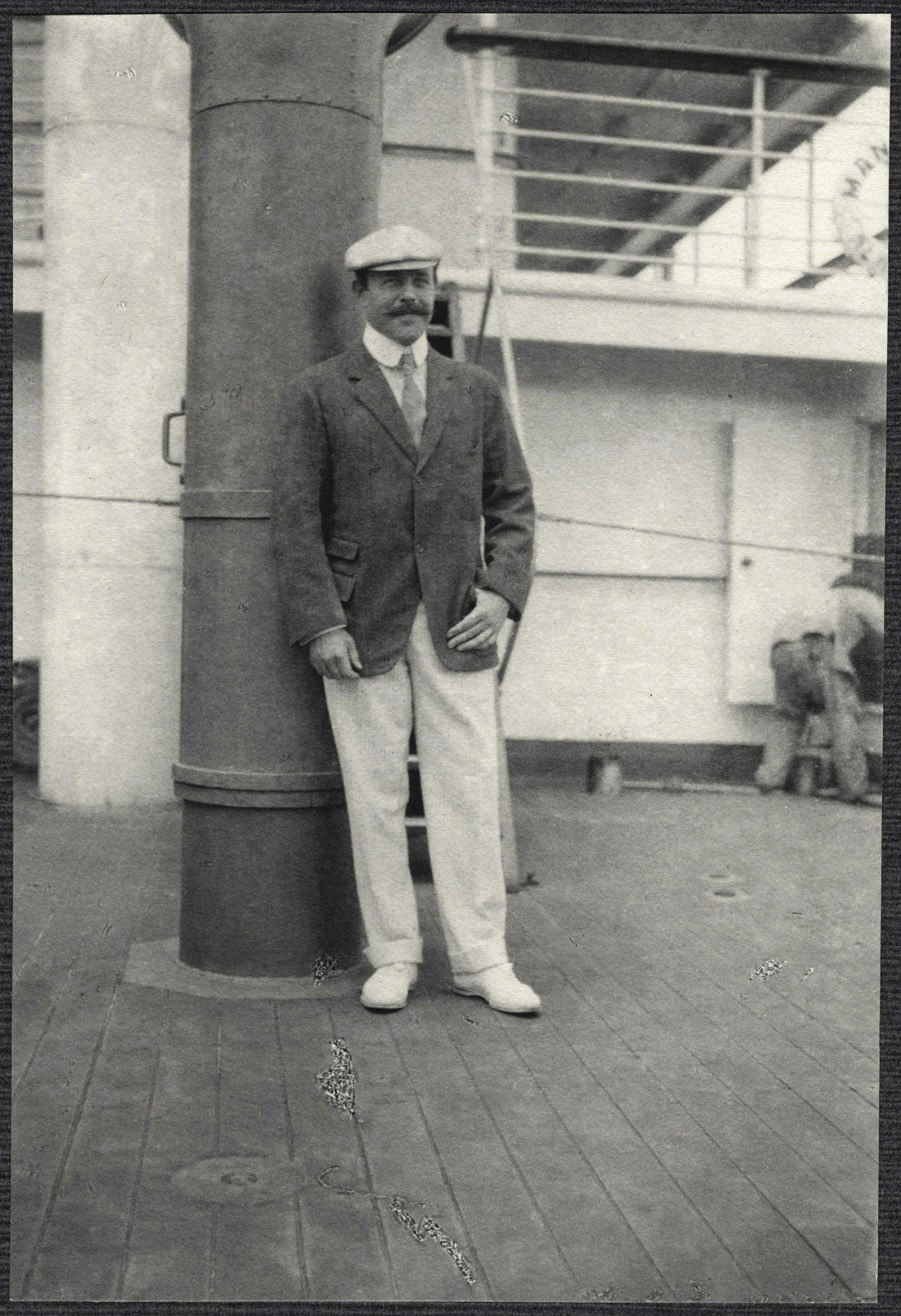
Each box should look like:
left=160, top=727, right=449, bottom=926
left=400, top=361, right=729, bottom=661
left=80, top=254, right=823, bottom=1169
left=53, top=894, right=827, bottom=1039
left=806, top=137, right=816, bottom=275
left=744, top=65, right=768, bottom=287
left=476, top=13, right=498, bottom=264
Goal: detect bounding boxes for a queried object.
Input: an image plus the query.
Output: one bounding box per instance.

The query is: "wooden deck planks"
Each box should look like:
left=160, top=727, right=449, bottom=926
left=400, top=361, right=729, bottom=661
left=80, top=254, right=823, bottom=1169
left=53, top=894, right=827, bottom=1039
left=13, top=947, right=95, bottom=1099
left=13, top=837, right=113, bottom=1093
left=120, top=995, right=219, bottom=1302
left=13, top=806, right=181, bottom=1094
left=535, top=856, right=880, bottom=1182
left=388, top=992, right=582, bottom=1300
left=11, top=798, right=182, bottom=1299
left=513, top=906, right=875, bottom=1298
left=329, top=998, right=484, bottom=1301
left=11, top=780, right=879, bottom=1304
left=514, top=791, right=878, bottom=1001
left=628, top=905, right=879, bottom=1098
left=17, top=983, right=170, bottom=1300
left=488, top=973, right=761, bottom=1302
left=12, top=812, right=100, bottom=975
left=277, top=999, right=396, bottom=1301
left=525, top=862, right=878, bottom=1157
left=211, top=1001, right=306, bottom=1301
left=531, top=829, right=876, bottom=1046
left=436, top=990, right=676, bottom=1302
left=539, top=971, right=859, bottom=1302
left=11, top=953, right=126, bottom=1299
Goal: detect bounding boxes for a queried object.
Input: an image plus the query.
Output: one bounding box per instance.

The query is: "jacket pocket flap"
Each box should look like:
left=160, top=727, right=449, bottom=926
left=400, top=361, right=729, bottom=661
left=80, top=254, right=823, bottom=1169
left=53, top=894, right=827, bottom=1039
left=332, top=571, right=356, bottom=603
left=327, top=536, right=359, bottom=561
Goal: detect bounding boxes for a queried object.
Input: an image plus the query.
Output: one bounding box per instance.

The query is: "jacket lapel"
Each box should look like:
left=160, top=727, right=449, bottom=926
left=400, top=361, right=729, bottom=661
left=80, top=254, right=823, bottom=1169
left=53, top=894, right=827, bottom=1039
left=345, top=347, right=418, bottom=464
left=415, top=350, right=457, bottom=474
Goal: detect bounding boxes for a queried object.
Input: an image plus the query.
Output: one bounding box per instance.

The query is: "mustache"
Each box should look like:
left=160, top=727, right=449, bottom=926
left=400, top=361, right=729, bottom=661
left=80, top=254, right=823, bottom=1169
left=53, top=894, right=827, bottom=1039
left=390, top=305, right=430, bottom=315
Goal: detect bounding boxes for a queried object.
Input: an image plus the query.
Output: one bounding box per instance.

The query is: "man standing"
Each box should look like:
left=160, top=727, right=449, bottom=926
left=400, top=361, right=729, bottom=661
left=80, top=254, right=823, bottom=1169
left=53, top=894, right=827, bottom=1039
left=271, top=225, right=540, bottom=1014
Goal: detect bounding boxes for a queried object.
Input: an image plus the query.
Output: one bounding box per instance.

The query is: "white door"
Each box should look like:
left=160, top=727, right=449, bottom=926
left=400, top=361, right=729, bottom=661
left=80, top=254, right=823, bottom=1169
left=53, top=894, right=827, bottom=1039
left=726, top=411, right=855, bottom=704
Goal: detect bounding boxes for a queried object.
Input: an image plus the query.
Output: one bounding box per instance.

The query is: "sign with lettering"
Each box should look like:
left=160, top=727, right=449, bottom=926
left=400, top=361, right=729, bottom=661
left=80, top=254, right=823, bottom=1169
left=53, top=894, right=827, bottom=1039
left=831, top=138, right=889, bottom=278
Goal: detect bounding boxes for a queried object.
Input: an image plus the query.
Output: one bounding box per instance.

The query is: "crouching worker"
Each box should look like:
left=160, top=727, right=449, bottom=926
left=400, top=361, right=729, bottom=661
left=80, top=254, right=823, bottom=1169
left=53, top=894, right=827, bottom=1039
left=754, top=567, right=883, bottom=802
left=271, top=225, right=540, bottom=1014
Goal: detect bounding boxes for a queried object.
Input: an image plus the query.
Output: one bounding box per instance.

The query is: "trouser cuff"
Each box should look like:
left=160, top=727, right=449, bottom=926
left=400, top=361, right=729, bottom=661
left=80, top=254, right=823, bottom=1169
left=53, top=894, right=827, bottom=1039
left=365, top=938, right=423, bottom=969
left=448, top=943, right=509, bottom=975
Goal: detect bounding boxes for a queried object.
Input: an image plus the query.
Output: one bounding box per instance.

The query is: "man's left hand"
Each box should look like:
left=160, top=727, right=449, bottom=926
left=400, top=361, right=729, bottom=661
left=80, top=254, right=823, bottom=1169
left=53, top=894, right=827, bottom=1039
left=447, top=587, right=510, bottom=651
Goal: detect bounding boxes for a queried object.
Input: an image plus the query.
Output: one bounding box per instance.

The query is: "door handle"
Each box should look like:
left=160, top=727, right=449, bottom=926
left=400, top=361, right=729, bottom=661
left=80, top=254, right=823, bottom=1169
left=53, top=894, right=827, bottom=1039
left=162, top=398, right=186, bottom=467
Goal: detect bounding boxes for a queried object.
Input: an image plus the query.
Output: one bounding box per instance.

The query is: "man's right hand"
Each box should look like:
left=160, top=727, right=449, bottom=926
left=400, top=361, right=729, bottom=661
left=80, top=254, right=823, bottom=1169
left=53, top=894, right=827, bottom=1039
left=308, top=628, right=363, bottom=680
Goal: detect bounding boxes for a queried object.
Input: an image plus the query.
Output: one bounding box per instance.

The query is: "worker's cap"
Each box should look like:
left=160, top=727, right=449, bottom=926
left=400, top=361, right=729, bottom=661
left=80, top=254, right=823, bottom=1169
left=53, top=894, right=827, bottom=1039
left=344, top=224, right=441, bottom=273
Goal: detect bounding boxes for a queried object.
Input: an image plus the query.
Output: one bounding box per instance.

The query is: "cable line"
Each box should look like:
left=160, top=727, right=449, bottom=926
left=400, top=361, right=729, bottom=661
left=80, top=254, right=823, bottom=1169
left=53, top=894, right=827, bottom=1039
left=537, top=511, right=884, bottom=562
left=13, top=492, right=884, bottom=563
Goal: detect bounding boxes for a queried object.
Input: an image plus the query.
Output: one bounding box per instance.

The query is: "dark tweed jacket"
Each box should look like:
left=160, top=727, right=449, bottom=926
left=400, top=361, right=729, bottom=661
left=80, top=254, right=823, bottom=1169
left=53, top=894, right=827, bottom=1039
left=270, top=344, right=535, bottom=676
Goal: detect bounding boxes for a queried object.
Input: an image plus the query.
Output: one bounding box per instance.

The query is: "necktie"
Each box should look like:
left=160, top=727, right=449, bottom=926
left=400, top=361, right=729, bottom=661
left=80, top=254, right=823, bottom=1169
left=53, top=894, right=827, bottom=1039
left=399, top=349, right=426, bottom=447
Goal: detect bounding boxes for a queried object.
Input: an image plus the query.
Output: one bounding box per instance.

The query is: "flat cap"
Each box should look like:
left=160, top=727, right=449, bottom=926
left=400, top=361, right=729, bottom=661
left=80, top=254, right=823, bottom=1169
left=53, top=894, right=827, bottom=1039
left=344, top=224, right=441, bottom=273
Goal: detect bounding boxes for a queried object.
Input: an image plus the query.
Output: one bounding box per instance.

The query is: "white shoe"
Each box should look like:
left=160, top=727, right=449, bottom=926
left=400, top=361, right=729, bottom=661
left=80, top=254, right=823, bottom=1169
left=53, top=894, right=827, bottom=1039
left=453, top=963, right=541, bottom=1014
left=361, top=962, right=418, bottom=1011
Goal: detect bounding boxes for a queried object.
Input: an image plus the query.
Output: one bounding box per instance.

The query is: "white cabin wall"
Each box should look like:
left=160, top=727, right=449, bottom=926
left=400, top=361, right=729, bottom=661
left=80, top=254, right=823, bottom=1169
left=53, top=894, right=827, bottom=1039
left=484, top=340, right=882, bottom=744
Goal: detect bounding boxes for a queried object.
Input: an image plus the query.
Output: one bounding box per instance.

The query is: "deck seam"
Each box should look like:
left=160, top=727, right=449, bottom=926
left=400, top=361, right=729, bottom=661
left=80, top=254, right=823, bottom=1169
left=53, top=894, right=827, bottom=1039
left=13, top=955, right=82, bottom=1101
left=274, top=1001, right=312, bottom=1298
left=115, top=996, right=170, bottom=1300
left=18, top=977, right=122, bottom=1299
left=208, top=1006, right=222, bottom=1300
left=333, top=1004, right=400, bottom=1301
left=385, top=1011, right=495, bottom=1299
left=436, top=1007, right=579, bottom=1290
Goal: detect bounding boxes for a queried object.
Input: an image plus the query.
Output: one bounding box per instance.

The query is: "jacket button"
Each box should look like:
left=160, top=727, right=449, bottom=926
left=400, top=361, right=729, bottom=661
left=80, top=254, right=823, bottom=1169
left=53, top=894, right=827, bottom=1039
left=416, top=544, right=424, bottom=553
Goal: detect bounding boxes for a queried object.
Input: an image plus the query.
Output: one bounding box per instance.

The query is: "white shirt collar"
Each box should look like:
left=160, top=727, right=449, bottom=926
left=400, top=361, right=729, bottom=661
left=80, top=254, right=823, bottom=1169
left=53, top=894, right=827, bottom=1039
left=363, top=322, right=429, bottom=369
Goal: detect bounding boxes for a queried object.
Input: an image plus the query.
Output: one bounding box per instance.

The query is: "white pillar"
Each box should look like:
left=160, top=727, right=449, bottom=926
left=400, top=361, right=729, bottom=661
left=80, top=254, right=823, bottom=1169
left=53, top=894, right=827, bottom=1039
left=40, top=16, right=189, bottom=805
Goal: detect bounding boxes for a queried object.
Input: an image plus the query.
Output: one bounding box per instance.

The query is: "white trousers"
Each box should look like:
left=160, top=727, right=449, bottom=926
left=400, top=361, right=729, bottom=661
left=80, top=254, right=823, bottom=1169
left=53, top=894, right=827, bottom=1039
left=324, top=604, right=508, bottom=975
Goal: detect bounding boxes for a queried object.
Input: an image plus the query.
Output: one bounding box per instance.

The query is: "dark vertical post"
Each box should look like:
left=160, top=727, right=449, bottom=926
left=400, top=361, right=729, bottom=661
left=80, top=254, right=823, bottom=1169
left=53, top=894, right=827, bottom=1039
left=175, top=14, right=396, bottom=976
